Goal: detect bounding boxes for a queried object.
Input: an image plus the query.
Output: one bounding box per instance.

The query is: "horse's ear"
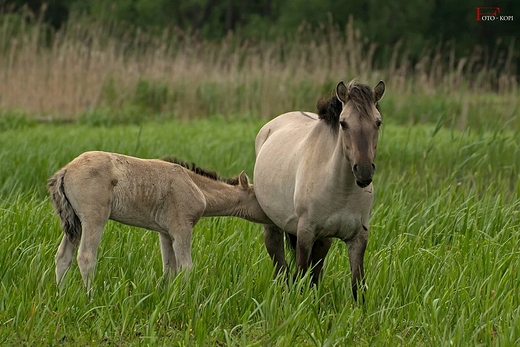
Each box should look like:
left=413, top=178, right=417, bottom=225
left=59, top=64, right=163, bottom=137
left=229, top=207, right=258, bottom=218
left=238, top=171, right=250, bottom=189
left=336, top=81, right=348, bottom=103
left=374, top=80, right=385, bottom=102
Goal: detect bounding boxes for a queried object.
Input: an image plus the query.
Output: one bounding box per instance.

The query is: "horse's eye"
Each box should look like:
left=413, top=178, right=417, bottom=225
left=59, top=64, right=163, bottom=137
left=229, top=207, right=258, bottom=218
left=339, top=121, right=348, bottom=129
left=376, top=119, right=382, bottom=128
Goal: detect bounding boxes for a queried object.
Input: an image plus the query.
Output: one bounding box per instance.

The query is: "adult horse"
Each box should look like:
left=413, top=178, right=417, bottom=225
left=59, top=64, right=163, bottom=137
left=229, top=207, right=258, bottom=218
left=254, top=80, right=385, bottom=301
left=48, top=151, right=271, bottom=292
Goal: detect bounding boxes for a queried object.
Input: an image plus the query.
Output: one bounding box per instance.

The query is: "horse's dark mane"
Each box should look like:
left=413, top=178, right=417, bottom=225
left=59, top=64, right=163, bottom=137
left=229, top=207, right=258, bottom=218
left=317, top=81, right=379, bottom=127
left=317, top=94, right=342, bottom=125
left=162, top=157, right=239, bottom=185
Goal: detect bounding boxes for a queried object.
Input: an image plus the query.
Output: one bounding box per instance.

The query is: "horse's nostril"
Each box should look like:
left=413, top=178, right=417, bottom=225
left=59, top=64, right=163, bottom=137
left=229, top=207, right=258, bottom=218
left=353, top=164, right=359, bottom=173
left=371, top=163, right=376, bottom=172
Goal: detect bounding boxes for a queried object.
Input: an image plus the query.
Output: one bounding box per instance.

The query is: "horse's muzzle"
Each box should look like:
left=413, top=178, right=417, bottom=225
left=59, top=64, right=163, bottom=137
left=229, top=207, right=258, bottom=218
left=356, top=179, right=372, bottom=188
left=353, top=163, right=375, bottom=188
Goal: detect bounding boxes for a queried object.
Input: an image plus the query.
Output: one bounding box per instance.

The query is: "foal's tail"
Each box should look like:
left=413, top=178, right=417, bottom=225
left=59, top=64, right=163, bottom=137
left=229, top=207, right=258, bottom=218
left=47, top=169, right=82, bottom=244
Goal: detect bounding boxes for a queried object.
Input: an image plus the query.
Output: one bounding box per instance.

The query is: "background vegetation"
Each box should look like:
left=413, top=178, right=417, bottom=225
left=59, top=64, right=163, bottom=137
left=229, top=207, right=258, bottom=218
left=0, top=1, right=519, bottom=345
left=0, top=6, right=518, bottom=126
left=4, top=0, right=520, bottom=58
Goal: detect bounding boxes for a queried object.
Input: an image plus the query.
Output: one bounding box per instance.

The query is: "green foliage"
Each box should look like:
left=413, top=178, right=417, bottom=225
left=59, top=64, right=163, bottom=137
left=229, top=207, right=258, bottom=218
left=2, top=0, right=520, bottom=61
left=0, top=117, right=518, bottom=345
left=134, top=79, right=169, bottom=113
left=78, top=107, right=151, bottom=127
left=0, top=110, right=36, bottom=132
left=81, top=78, right=170, bottom=126
left=4, top=0, right=520, bottom=62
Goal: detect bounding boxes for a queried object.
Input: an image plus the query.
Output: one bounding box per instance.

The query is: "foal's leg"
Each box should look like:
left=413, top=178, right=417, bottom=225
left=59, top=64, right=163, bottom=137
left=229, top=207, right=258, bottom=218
left=55, top=235, right=79, bottom=286
left=76, top=218, right=108, bottom=292
left=346, top=230, right=368, bottom=302
left=309, top=238, right=332, bottom=285
left=169, top=223, right=194, bottom=272
left=263, top=224, right=288, bottom=277
left=159, top=232, right=177, bottom=276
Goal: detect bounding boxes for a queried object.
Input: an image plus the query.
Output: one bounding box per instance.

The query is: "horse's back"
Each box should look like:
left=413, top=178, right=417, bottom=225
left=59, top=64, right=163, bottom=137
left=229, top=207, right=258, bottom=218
left=255, top=111, right=318, bottom=154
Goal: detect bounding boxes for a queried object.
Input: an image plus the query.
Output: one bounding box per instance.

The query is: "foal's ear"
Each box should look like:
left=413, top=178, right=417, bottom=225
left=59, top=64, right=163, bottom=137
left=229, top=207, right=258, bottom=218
left=374, top=80, right=385, bottom=102
left=336, top=81, right=348, bottom=104
left=238, top=171, right=250, bottom=189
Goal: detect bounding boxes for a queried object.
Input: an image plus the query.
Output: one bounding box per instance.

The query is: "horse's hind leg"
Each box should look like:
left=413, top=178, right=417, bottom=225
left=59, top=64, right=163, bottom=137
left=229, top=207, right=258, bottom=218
left=264, top=224, right=288, bottom=277
left=310, top=238, right=332, bottom=285
left=77, top=218, right=107, bottom=292
left=55, top=235, right=78, bottom=286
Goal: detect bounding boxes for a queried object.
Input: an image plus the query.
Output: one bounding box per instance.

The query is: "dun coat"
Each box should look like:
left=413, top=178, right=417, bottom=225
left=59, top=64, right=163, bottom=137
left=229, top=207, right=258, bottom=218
left=254, top=80, right=385, bottom=301
left=48, top=151, right=271, bottom=291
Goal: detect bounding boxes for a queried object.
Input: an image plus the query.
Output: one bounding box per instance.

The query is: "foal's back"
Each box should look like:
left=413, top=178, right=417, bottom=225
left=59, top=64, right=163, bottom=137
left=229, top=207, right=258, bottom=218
left=62, top=151, right=205, bottom=232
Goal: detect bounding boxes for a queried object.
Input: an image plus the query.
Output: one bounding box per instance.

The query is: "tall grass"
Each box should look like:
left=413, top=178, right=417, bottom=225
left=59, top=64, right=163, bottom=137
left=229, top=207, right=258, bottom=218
left=0, top=14, right=518, bottom=130
left=0, top=118, right=518, bottom=345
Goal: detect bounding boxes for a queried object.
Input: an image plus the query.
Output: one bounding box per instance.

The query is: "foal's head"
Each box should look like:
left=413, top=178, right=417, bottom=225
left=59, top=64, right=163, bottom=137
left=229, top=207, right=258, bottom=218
left=319, top=80, right=385, bottom=188
left=234, top=171, right=272, bottom=224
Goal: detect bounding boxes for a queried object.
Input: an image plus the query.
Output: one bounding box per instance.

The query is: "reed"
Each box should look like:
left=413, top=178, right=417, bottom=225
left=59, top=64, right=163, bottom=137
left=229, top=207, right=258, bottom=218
left=0, top=15, right=517, bottom=127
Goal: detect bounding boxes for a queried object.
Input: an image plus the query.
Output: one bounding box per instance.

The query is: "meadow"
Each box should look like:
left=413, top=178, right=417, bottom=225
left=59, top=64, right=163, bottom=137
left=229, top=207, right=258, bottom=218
left=0, top=111, right=518, bottom=345
left=0, top=14, right=519, bottom=346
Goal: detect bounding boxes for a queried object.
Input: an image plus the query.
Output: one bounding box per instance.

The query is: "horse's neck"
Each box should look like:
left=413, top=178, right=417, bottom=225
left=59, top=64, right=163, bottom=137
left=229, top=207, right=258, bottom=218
left=189, top=175, right=243, bottom=217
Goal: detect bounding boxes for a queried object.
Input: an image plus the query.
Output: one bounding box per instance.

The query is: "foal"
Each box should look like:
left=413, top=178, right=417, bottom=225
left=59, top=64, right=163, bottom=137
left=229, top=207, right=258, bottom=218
left=48, top=151, right=271, bottom=291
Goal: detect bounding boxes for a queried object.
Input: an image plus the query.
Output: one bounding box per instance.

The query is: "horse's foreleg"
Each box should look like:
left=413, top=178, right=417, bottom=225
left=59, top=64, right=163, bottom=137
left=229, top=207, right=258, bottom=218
left=55, top=235, right=78, bottom=286
left=263, top=224, right=287, bottom=277
left=77, top=220, right=106, bottom=292
left=295, top=221, right=315, bottom=280
left=159, top=232, right=177, bottom=276
left=310, top=238, right=332, bottom=284
left=346, top=230, right=368, bottom=302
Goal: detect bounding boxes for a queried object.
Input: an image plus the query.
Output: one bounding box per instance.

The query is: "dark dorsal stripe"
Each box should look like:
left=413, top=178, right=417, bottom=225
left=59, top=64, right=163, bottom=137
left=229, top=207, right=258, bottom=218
left=161, top=156, right=239, bottom=186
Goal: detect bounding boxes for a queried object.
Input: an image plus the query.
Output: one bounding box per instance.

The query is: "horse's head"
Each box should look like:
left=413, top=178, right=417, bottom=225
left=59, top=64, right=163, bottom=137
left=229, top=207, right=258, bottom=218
left=335, top=80, right=385, bottom=188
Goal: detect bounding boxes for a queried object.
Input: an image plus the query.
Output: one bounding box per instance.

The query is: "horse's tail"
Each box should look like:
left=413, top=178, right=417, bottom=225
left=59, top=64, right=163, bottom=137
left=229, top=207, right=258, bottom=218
left=47, top=169, right=81, bottom=244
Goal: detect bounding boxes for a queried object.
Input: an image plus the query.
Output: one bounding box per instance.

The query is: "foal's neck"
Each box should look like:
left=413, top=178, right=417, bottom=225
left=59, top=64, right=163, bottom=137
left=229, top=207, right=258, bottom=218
left=202, top=184, right=243, bottom=217
left=189, top=174, right=248, bottom=218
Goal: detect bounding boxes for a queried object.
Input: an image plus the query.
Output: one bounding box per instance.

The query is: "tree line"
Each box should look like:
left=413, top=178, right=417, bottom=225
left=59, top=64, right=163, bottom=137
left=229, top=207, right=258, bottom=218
left=3, top=0, right=519, bottom=70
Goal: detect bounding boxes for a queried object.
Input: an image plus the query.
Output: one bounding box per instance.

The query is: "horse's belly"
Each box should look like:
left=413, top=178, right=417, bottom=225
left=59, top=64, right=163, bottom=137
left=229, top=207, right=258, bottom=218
left=261, top=203, right=299, bottom=232
left=110, top=208, right=165, bottom=233
left=254, top=156, right=303, bottom=231
left=254, top=169, right=299, bottom=231
left=109, top=186, right=169, bottom=233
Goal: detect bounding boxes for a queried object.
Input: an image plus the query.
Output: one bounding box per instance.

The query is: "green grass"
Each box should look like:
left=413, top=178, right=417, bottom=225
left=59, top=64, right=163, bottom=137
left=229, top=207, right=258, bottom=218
left=0, top=116, right=518, bottom=345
